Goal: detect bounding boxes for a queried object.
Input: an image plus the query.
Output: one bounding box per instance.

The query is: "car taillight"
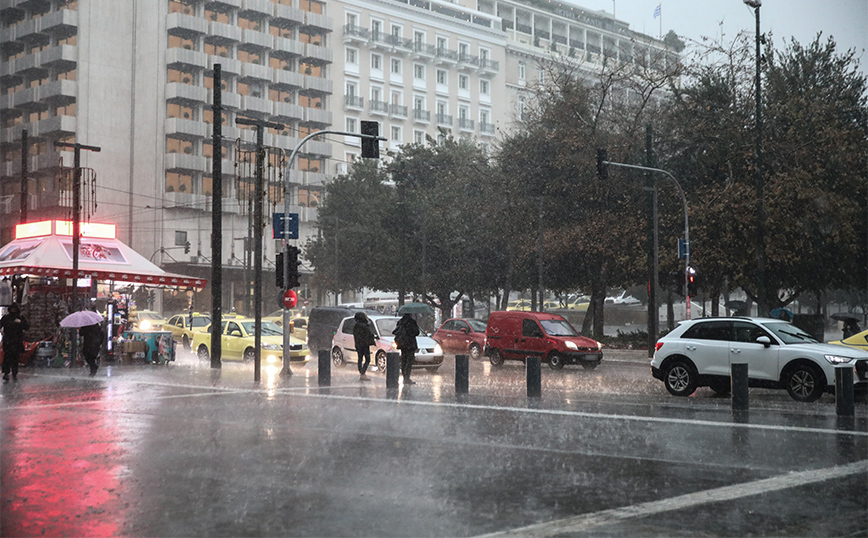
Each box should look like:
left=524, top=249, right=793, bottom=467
left=654, top=342, right=664, bottom=352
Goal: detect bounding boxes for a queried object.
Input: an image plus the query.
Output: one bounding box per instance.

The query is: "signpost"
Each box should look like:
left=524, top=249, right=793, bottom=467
left=273, top=212, right=299, bottom=240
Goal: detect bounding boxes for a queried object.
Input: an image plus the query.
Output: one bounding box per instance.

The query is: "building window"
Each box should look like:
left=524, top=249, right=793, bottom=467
left=391, top=24, right=402, bottom=37
left=458, top=74, right=468, bottom=90
left=414, top=30, right=425, bottom=45
left=346, top=47, right=358, bottom=64
left=436, top=36, right=447, bottom=50
left=414, top=64, right=425, bottom=80
left=346, top=117, right=358, bottom=132
left=518, top=61, right=525, bottom=80
left=480, top=80, right=490, bottom=95
left=391, top=58, right=402, bottom=75
left=436, top=69, right=447, bottom=85
left=414, top=96, right=425, bottom=110
left=346, top=81, right=358, bottom=97
left=166, top=171, right=194, bottom=194
left=458, top=42, right=469, bottom=58
left=346, top=12, right=358, bottom=27
left=371, top=53, right=382, bottom=70
left=371, top=19, right=382, bottom=39
left=391, top=125, right=401, bottom=142
left=414, top=130, right=425, bottom=144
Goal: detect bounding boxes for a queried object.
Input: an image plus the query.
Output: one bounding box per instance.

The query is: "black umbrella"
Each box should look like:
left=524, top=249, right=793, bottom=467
left=831, top=312, right=861, bottom=322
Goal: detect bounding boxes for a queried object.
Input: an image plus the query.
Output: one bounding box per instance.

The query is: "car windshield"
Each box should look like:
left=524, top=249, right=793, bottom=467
left=137, top=312, right=161, bottom=320
left=241, top=321, right=283, bottom=336
left=375, top=318, right=398, bottom=336
left=764, top=322, right=819, bottom=344
left=191, top=317, right=210, bottom=328
left=467, top=319, right=487, bottom=332
left=540, top=319, right=578, bottom=336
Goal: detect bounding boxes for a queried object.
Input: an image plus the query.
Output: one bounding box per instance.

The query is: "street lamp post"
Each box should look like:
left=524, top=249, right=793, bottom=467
left=744, top=0, right=766, bottom=317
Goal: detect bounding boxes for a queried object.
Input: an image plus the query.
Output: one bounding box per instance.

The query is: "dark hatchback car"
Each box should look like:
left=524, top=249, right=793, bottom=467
left=431, top=318, right=488, bottom=360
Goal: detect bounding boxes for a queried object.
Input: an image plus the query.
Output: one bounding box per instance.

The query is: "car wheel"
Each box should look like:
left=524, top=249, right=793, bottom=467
left=548, top=353, right=565, bottom=370
left=243, top=348, right=255, bottom=363
left=489, top=349, right=504, bottom=367
left=581, top=362, right=598, bottom=371
left=468, top=343, right=482, bottom=361
left=664, top=359, right=698, bottom=397
left=784, top=363, right=825, bottom=402
left=182, top=335, right=191, bottom=351
left=332, top=347, right=345, bottom=367
left=375, top=350, right=387, bottom=371
left=197, top=345, right=209, bottom=362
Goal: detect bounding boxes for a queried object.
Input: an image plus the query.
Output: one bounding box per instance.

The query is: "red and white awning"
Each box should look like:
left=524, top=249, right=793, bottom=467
left=0, top=221, right=206, bottom=288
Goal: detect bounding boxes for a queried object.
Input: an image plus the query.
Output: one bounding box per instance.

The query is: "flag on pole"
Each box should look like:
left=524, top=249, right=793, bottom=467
left=653, top=4, right=661, bottom=18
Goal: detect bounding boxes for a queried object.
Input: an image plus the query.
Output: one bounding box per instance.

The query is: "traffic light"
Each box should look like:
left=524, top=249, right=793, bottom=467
left=184, top=241, right=191, bottom=254
left=361, top=120, right=379, bottom=159
left=687, top=266, right=698, bottom=296
left=275, top=252, right=283, bottom=287
left=671, top=270, right=684, bottom=296
left=286, top=245, right=300, bottom=288
left=596, top=148, right=608, bottom=180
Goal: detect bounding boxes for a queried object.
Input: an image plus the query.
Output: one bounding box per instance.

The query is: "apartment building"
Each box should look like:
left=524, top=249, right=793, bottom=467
left=0, top=0, right=670, bottom=311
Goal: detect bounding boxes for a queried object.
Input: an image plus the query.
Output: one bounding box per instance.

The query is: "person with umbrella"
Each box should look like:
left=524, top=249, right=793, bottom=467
left=1, top=302, right=29, bottom=382
left=393, top=313, right=419, bottom=385
left=60, top=310, right=105, bottom=375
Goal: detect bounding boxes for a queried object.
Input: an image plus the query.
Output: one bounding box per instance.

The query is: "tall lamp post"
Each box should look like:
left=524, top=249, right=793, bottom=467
left=744, top=0, right=766, bottom=317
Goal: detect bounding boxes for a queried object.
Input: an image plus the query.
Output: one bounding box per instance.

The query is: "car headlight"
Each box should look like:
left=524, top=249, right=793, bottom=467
left=391, top=341, right=398, bottom=350
left=140, top=320, right=152, bottom=330
left=261, top=343, right=281, bottom=350
left=434, top=343, right=442, bottom=354
left=565, top=341, right=578, bottom=351
left=825, top=354, right=855, bottom=365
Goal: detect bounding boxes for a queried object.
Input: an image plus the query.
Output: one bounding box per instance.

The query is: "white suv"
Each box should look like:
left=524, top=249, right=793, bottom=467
left=652, top=317, right=868, bottom=402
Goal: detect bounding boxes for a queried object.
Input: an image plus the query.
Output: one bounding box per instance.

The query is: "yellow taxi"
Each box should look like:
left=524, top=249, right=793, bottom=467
left=263, top=311, right=308, bottom=342
left=506, top=299, right=532, bottom=311
left=191, top=316, right=310, bottom=368
left=164, top=312, right=212, bottom=350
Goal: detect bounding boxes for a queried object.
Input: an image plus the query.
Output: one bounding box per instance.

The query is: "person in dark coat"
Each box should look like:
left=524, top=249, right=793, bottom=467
left=79, top=322, right=104, bottom=376
left=842, top=319, right=860, bottom=340
left=1, top=303, right=29, bottom=382
left=393, top=313, right=419, bottom=385
left=353, top=312, right=376, bottom=380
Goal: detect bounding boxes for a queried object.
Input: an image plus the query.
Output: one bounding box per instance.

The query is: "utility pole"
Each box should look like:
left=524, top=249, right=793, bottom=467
left=54, top=140, right=100, bottom=371
left=645, top=125, right=659, bottom=356
left=235, top=116, right=283, bottom=383
left=20, top=130, right=27, bottom=223
left=210, top=64, right=223, bottom=369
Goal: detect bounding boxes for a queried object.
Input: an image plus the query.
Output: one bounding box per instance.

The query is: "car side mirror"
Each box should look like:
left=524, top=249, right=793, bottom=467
left=756, top=336, right=771, bottom=348
left=460, top=328, right=468, bottom=334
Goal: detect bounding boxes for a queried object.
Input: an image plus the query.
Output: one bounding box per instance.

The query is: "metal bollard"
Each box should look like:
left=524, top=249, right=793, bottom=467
left=731, top=363, right=749, bottom=411
left=455, top=354, right=469, bottom=394
left=318, top=349, right=330, bottom=387
left=526, top=356, right=541, bottom=398
left=386, top=352, right=400, bottom=389
left=835, top=365, right=855, bottom=417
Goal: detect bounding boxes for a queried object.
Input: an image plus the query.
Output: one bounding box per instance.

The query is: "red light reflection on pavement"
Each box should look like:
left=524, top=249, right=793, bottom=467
left=1, top=387, right=127, bottom=537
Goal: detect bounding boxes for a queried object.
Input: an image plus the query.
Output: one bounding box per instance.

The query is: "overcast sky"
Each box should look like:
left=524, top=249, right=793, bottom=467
left=573, top=0, right=867, bottom=74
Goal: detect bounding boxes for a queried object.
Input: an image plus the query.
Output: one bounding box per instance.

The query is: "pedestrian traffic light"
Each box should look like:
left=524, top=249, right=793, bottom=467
left=275, top=252, right=283, bottom=287
left=286, top=245, right=300, bottom=288
left=361, top=120, right=379, bottom=159
left=671, top=270, right=684, bottom=296
left=184, top=241, right=190, bottom=254
left=596, top=148, right=608, bottom=180
left=687, top=266, right=698, bottom=296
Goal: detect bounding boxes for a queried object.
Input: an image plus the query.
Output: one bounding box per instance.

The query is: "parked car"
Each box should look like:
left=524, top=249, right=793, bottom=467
left=164, top=312, right=211, bottom=350
left=506, top=299, right=532, bottom=311
left=307, top=306, right=380, bottom=357
left=652, top=317, right=868, bottom=402
left=828, top=329, right=868, bottom=353
left=129, top=310, right=166, bottom=331
left=191, top=316, right=310, bottom=367
left=432, top=318, right=487, bottom=359
left=262, top=311, right=308, bottom=342
left=331, top=315, right=444, bottom=372
left=484, top=311, right=602, bottom=370
left=605, top=291, right=641, bottom=305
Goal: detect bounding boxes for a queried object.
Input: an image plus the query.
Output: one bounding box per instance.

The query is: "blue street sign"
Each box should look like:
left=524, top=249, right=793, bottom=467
left=273, top=213, right=299, bottom=240
left=678, top=238, right=689, bottom=259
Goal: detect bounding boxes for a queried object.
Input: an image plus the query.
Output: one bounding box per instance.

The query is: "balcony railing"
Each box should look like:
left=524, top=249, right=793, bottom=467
left=458, top=117, right=474, bottom=130
left=344, top=95, right=363, bottom=108
left=435, top=113, right=452, bottom=126
left=369, top=99, right=389, bottom=114
left=413, top=109, right=430, bottom=122
left=389, top=103, right=407, bottom=117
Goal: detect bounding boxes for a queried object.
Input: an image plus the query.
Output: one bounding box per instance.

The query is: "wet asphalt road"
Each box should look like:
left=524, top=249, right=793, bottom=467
left=1, top=350, right=866, bottom=538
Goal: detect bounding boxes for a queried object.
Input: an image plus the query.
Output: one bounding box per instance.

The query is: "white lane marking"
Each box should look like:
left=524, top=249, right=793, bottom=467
left=11, top=377, right=868, bottom=438
left=474, top=460, right=868, bottom=538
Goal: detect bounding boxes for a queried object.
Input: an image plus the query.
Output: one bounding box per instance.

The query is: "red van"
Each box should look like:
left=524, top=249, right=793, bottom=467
left=484, top=311, right=603, bottom=370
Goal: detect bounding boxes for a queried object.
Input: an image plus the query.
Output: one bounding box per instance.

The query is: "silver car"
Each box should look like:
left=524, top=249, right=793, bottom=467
left=652, top=317, right=868, bottom=402
left=331, top=315, right=444, bottom=372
